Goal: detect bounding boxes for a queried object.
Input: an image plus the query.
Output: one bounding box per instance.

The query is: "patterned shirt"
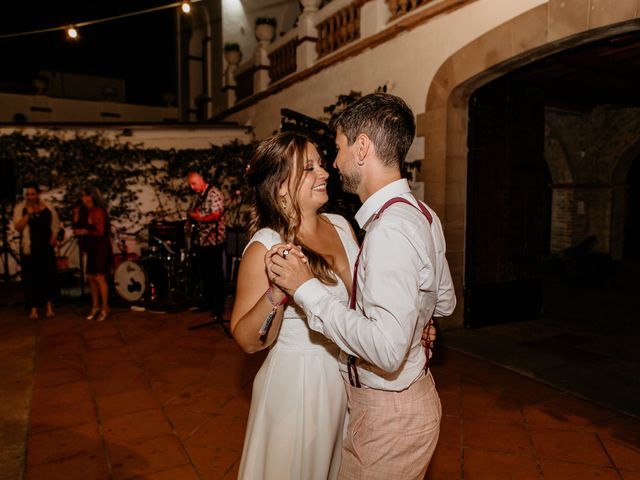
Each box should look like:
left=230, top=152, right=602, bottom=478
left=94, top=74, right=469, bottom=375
left=190, top=185, right=226, bottom=247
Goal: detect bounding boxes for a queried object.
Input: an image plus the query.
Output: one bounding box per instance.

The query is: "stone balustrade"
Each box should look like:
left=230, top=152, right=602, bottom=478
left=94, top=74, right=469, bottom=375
left=235, top=66, right=254, bottom=102
left=268, top=36, right=298, bottom=84
left=229, top=0, right=458, bottom=106
left=316, top=1, right=363, bottom=58
left=386, top=0, right=432, bottom=20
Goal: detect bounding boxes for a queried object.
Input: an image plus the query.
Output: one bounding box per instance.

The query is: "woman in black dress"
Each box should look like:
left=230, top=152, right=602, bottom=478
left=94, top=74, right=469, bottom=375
left=73, top=188, right=112, bottom=322
left=13, top=182, right=59, bottom=320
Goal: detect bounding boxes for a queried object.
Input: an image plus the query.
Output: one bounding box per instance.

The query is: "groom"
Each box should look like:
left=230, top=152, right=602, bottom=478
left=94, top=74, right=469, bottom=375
left=270, top=93, right=456, bottom=479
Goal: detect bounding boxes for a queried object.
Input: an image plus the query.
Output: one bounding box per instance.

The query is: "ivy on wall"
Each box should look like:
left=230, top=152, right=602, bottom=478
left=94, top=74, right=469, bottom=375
left=0, top=131, right=256, bottom=229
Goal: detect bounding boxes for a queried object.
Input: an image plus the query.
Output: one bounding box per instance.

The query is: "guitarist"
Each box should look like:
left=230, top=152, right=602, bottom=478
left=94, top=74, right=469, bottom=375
left=187, top=172, right=227, bottom=319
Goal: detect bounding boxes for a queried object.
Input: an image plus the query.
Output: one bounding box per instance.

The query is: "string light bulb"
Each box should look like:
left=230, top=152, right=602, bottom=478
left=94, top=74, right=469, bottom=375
left=66, top=26, right=79, bottom=39
left=181, top=1, right=191, bottom=13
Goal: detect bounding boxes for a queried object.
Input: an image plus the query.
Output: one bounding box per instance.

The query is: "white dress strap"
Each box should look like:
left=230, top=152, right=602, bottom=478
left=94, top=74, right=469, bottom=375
left=243, top=228, right=282, bottom=255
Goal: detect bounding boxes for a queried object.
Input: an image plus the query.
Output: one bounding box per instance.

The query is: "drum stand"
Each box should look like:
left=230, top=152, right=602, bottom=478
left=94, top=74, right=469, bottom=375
left=186, top=248, right=231, bottom=337
left=187, top=314, right=231, bottom=337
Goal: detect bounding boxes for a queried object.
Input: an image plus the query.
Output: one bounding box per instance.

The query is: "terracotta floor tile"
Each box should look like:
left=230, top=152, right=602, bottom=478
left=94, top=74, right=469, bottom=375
left=85, top=335, right=126, bottom=351
left=439, top=389, right=462, bottom=417
left=539, top=458, right=621, bottom=480
left=35, top=367, right=86, bottom=388
left=31, top=381, right=93, bottom=408
left=523, top=393, right=616, bottom=431
left=148, top=366, right=207, bottom=386
left=107, top=434, right=189, bottom=480
left=425, top=444, right=461, bottom=480
left=84, top=346, right=134, bottom=368
left=95, top=388, right=160, bottom=420
left=438, top=415, right=462, bottom=448
left=463, top=448, right=541, bottom=480
left=149, top=380, right=191, bottom=406
left=38, top=317, right=78, bottom=336
left=601, top=435, right=640, bottom=472
left=221, top=389, right=252, bottom=419
left=185, top=444, right=240, bottom=480
left=163, top=406, right=214, bottom=441
left=170, top=335, right=219, bottom=350
left=164, top=385, right=238, bottom=414
left=622, top=471, right=640, bottom=480
left=463, top=418, right=532, bottom=454
left=486, top=373, right=560, bottom=404
left=86, top=359, right=142, bottom=380
left=36, top=353, right=84, bottom=373
left=530, top=427, right=612, bottom=466
left=431, top=369, right=462, bottom=394
left=38, top=333, right=78, bottom=347
left=82, top=321, right=121, bottom=339
left=102, top=409, right=174, bottom=444
left=87, top=363, right=144, bottom=381
left=462, top=384, right=524, bottom=423
left=38, top=340, right=83, bottom=358
left=30, top=400, right=97, bottom=434
left=27, top=422, right=101, bottom=466
left=130, top=464, right=200, bottom=480
left=185, top=414, right=247, bottom=451
left=90, top=369, right=148, bottom=397
left=25, top=450, right=110, bottom=480
left=596, top=415, right=640, bottom=446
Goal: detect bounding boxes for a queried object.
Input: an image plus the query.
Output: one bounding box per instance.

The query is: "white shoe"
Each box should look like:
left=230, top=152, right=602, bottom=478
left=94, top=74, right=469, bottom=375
left=86, top=308, right=100, bottom=321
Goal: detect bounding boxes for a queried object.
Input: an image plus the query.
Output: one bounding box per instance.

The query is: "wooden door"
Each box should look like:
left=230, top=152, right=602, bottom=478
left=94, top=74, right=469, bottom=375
left=464, top=79, right=551, bottom=327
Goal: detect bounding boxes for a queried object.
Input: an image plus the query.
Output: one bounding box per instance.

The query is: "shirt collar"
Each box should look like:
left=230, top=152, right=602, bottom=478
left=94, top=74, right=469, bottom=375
left=355, top=178, right=411, bottom=230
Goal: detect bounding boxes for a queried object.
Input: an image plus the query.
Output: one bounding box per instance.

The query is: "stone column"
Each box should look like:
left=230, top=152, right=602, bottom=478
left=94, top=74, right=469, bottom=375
left=296, top=11, right=319, bottom=72
left=254, top=24, right=275, bottom=93
left=223, top=49, right=242, bottom=106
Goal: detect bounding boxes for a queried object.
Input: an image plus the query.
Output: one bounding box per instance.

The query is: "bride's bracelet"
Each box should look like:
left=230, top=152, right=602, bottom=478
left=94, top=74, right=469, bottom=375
left=259, top=286, right=288, bottom=337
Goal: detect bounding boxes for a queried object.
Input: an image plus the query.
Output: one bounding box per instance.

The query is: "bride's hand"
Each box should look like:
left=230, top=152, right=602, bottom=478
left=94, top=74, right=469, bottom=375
left=265, top=243, right=310, bottom=296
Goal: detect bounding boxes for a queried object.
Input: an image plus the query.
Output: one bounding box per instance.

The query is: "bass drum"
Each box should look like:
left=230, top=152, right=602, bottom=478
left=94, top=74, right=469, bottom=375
left=114, top=259, right=166, bottom=304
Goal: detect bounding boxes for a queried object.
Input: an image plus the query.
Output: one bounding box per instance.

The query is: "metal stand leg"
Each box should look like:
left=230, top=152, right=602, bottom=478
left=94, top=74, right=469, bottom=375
left=187, top=314, right=232, bottom=337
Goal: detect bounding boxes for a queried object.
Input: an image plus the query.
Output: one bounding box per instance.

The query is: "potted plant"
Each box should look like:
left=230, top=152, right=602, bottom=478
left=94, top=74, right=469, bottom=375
left=223, top=42, right=242, bottom=65
left=255, top=17, right=276, bottom=43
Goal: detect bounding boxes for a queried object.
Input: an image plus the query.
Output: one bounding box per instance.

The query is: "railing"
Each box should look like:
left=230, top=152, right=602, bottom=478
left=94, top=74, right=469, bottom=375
left=386, top=0, right=432, bottom=20
left=316, top=1, right=362, bottom=58
left=230, top=0, right=466, bottom=106
left=269, top=38, right=298, bottom=84
left=235, top=67, right=254, bottom=101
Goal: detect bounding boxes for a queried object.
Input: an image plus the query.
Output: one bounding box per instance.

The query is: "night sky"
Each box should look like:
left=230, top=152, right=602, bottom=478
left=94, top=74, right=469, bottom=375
left=0, top=1, right=177, bottom=106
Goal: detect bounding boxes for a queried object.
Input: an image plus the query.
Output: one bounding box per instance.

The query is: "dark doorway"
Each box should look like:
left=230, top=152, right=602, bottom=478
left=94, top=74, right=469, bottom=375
left=624, top=157, right=640, bottom=259
left=464, top=80, right=551, bottom=328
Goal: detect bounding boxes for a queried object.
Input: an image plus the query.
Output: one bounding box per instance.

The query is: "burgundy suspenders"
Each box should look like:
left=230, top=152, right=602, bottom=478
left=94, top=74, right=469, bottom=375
left=347, top=196, right=433, bottom=388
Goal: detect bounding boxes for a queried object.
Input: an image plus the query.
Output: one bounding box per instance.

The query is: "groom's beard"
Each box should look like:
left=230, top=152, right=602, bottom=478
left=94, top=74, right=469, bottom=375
left=340, top=169, right=361, bottom=194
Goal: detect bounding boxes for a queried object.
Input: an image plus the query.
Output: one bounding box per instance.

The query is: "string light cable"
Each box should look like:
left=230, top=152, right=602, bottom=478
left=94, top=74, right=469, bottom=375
left=0, top=0, right=200, bottom=40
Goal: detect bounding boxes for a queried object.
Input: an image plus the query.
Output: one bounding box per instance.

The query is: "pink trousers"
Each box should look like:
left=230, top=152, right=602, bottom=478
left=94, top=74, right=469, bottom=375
left=339, top=372, right=441, bottom=480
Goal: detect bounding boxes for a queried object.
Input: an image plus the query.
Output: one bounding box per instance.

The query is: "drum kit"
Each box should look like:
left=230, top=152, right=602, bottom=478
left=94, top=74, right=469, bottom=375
left=114, top=219, right=200, bottom=308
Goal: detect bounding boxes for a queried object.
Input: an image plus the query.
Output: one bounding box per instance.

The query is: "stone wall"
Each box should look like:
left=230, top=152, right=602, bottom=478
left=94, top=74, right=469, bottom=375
left=545, top=107, right=640, bottom=257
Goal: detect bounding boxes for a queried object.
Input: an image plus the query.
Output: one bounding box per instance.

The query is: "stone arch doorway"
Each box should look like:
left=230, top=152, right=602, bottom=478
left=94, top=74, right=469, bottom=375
left=419, top=3, right=640, bottom=328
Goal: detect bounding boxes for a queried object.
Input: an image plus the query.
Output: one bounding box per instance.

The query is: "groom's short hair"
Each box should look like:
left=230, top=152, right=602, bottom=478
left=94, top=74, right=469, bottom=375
left=330, top=93, right=415, bottom=168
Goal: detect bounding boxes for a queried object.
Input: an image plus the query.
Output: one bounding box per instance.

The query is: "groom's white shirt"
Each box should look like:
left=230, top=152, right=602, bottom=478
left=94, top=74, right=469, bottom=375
left=294, top=179, right=456, bottom=391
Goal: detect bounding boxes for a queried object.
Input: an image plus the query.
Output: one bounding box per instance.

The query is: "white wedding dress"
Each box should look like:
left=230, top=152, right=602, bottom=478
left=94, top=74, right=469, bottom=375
left=238, top=214, right=359, bottom=480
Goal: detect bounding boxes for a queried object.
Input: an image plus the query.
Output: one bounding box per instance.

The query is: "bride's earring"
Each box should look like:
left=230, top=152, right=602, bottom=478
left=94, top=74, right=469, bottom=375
left=281, top=197, right=287, bottom=209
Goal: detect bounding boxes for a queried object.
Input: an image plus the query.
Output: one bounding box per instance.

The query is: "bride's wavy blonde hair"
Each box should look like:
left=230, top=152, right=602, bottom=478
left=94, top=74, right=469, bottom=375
left=246, top=132, right=337, bottom=286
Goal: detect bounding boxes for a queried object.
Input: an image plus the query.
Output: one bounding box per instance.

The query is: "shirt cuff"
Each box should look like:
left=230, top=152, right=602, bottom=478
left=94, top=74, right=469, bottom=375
left=294, top=278, right=328, bottom=310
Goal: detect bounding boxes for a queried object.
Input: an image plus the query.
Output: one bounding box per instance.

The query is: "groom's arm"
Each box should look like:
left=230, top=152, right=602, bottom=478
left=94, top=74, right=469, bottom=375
left=293, top=224, right=426, bottom=373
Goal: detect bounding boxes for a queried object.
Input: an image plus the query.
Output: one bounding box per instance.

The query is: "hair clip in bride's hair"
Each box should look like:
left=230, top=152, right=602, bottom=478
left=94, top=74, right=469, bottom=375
left=245, top=163, right=251, bottom=173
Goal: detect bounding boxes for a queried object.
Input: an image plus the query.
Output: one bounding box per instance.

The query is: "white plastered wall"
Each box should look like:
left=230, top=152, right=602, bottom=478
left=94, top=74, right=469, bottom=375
left=225, top=0, right=546, bottom=146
